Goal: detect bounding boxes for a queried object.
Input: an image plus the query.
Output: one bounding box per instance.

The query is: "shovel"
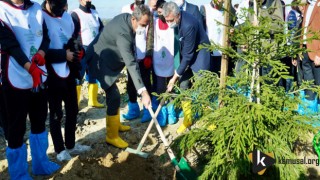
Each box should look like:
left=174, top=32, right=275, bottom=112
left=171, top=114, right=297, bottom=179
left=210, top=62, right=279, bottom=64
left=125, top=97, right=165, bottom=158
left=148, top=107, right=197, bottom=180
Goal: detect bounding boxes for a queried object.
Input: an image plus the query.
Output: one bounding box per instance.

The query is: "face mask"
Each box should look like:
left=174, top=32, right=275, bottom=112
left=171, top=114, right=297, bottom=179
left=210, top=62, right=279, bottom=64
left=174, top=0, right=184, bottom=7
left=136, top=25, right=146, bottom=35
left=135, top=0, right=145, bottom=6
left=50, top=5, right=65, bottom=16
left=85, top=1, right=91, bottom=10
left=159, top=15, right=166, bottom=23
left=168, top=21, right=178, bottom=29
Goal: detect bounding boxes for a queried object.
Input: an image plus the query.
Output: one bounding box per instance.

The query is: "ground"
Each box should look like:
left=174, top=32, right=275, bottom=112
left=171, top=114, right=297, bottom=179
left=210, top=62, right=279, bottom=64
left=0, top=73, right=191, bottom=180
left=1, top=74, right=320, bottom=179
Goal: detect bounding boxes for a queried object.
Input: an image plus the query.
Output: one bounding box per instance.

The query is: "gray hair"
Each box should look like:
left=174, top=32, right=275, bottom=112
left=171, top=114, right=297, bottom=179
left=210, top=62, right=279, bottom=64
left=162, top=2, right=180, bottom=17
left=132, top=4, right=151, bottom=21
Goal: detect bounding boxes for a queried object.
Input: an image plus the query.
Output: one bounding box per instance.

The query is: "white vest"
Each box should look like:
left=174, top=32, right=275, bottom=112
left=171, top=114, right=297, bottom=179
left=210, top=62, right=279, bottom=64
left=43, top=11, right=74, bottom=78
left=153, top=18, right=174, bottom=77
left=121, top=4, right=133, bottom=14
left=72, top=8, right=100, bottom=46
left=204, top=4, right=224, bottom=56
left=0, top=2, right=45, bottom=89
left=121, top=4, right=147, bottom=60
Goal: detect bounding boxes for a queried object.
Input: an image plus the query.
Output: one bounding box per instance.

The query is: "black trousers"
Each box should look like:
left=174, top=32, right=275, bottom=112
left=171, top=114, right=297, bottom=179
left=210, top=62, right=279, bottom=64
left=104, top=83, right=121, bottom=116
left=0, top=85, right=8, bottom=140
left=127, top=61, right=152, bottom=102
left=210, top=56, right=222, bottom=76
left=301, top=52, right=320, bottom=100
left=2, top=83, right=48, bottom=149
left=179, top=68, right=194, bottom=90
left=47, top=75, right=78, bottom=153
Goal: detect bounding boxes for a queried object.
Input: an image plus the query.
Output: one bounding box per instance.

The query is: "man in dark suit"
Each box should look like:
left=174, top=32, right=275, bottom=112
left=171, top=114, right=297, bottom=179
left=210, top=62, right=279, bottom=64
left=174, top=0, right=203, bottom=27
left=87, top=5, right=151, bottom=149
left=162, top=2, right=211, bottom=133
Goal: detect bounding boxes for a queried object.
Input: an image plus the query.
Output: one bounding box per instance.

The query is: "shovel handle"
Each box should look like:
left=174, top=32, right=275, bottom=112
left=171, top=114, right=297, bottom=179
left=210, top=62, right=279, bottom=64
left=135, top=96, right=167, bottom=151
left=148, top=106, right=176, bottom=161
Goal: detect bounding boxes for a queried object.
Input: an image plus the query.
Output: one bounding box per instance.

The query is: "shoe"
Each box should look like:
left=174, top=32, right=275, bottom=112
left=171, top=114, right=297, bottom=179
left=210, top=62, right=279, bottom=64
left=6, top=144, right=32, bottom=180
left=67, top=143, right=91, bottom=155
left=88, top=83, right=104, bottom=108
left=177, top=101, right=193, bottom=134
left=106, top=113, right=129, bottom=148
left=119, top=123, right=131, bottom=132
left=122, top=102, right=140, bottom=120
left=141, top=107, right=152, bottom=123
left=30, top=131, right=60, bottom=175
left=57, top=150, right=72, bottom=162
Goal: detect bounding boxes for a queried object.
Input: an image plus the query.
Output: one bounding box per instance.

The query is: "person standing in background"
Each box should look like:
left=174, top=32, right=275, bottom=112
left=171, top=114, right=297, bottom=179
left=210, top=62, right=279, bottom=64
left=71, top=0, right=105, bottom=108
left=163, top=2, right=211, bottom=133
left=43, top=0, right=91, bottom=162
left=0, top=0, right=60, bottom=178
left=121, top=0, right=154, bottom=123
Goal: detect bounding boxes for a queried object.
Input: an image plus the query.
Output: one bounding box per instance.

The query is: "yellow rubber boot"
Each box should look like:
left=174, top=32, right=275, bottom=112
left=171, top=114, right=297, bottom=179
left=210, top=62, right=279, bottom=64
left=117, top=109, right=130, bottom=132
left=76, top=85, right=82, bottom=106
left=106, top=114, right=129, bottom=148
left=177, top=101, right=193, bottom=134
left=88, top=83, right=104, bottom=108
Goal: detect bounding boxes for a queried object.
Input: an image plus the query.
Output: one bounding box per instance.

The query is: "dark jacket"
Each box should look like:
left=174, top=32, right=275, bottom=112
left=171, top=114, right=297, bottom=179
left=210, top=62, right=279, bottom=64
left=185, top=2, right=204, bottom=28
left=87, top=13, right=144, bottom=90
left=177, top=11, right=211, bottom=75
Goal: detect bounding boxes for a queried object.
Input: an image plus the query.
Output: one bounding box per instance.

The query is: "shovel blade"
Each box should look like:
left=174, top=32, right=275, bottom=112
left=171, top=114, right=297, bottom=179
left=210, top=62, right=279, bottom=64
left=125, top=147, right=149, bottom=159
left=174, top=157, right=197, bottom=180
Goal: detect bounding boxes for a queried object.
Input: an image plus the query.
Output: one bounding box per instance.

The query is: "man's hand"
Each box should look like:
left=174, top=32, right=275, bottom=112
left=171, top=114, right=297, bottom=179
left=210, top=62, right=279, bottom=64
left=292, top=59, right=297, bottom=67
left=315, top=56, right=320, bottom=66
left=167, top=73, right=179, bottom=92
left=31, top=52, right=46, bottom=66
left=141, top=90, right=151, bottom=109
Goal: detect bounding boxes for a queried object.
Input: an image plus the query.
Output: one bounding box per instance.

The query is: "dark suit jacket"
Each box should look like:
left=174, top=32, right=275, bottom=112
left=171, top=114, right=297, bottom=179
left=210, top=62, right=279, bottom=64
left=177, top=11, right=211, bottom=75
left=87, top=13, right=144, bottom=90
left=185, top=2, right=203, bottom=27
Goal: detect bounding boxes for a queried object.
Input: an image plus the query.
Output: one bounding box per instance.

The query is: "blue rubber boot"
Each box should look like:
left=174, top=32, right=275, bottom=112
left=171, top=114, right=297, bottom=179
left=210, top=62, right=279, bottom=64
left=6, top=144, right=32, bottom=180
left=30, top=131, right=60, bottom=175
left=158, top=106, right=168, bottom=127
left=141, top=107, right=152, bottom=123
left=167, top=103, right=177, bottom=124
left=122, top=101, right=140, bottom=120
left=152, top=97, right=167, bottom=126
left=298, top=98, right=318, bottom=116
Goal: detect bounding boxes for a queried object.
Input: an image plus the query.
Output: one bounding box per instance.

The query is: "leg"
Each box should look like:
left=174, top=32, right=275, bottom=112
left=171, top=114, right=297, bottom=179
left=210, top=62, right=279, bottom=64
left=177, top=68, right=194, bottom=133
left=2, top=84, right=31, bottom=179
left=105, top=83, right=128, bottom=148
left=48, top=80, right=65, bottom=154
left=63, top=77, right=78, bottom=150
left=122, top=70, right=140, bottom=120
left=28, top=88, right=60, bottom=175
left=0, top=85, right=8, bottom=139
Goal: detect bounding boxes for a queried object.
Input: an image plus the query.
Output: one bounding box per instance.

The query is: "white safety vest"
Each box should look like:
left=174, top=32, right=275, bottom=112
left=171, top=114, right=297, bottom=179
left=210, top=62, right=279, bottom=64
left=0, top=2, right=45, bottom=89
left=121, top=4, right=147, bottom=60
left=121, top=4, right=133, bottom=14
left=72, top=8, right=100, bottom=46
left=153, top=18, right=174, bottom=77
left=204, top=4, right=224, bottom=56
left=43, top=11, right=74, bottom=78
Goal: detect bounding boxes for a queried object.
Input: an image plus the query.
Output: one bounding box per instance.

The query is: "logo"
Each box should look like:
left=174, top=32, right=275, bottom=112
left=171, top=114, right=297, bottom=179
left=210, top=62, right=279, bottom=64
left=249, top=149, right=275, bottom=175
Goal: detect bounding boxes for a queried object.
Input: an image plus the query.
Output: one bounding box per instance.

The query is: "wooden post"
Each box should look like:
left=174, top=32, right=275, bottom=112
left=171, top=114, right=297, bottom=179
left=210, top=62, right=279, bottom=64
left=219, top=0, right=231, bottom=107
